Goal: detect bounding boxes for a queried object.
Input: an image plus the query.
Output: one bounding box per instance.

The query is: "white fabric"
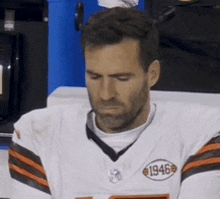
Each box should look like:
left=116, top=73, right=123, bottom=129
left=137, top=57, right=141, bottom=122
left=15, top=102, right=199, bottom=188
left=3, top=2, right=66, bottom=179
left=10, top=181, right=51, bottom=199
left=9, top=101, right=220, bottom=199
left=93, top=103, right=156, bottom=153
left=98, top=0, right=139, bottom=8
left=0, top=150, right=12, bottom=198
left=47, top=86, right=220, bottom=108
left=178, top=171, right=220, bottom=199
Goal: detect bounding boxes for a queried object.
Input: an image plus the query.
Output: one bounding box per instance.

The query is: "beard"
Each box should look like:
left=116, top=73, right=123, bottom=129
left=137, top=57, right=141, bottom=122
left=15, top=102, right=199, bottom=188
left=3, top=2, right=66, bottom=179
left=95, top=105, right=146, bottom=132
left=88, top=80, right=150, bottom=133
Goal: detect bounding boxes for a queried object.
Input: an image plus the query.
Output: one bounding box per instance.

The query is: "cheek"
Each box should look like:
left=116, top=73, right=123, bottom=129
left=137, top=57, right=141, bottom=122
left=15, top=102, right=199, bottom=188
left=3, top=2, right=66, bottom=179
left=87, top=79, right=99, bottom=93
left=87, top=82, right=98, bottom=101
left=116, top=80, right=144, bottom=104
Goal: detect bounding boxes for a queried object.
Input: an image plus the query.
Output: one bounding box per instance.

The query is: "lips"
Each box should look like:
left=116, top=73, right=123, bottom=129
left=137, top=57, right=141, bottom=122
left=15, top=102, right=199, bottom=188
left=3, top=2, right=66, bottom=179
left=100, top=106, right=118, bottom=109
left=98, top=106, right=120, bottom=114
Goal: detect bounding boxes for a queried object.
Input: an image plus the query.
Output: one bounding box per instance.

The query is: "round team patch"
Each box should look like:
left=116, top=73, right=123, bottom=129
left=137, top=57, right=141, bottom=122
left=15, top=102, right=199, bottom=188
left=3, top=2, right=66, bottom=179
left=143, top=159, right=177, bottom=181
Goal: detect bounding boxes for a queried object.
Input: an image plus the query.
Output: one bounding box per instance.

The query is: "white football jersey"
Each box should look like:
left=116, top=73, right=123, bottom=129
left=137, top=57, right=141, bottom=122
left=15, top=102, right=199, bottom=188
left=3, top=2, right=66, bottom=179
left=9, top=101, right=220, bottom=199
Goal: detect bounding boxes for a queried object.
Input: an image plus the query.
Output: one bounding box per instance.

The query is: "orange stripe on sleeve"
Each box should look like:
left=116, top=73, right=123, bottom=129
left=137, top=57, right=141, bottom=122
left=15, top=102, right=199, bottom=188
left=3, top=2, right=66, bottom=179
left=10, top=149, right=46, bottom=174
left=196, top=143, right=220, bottom=155
left=182, top=157, right=220, bottom=174
left=9, top=163, right=50, bottom=187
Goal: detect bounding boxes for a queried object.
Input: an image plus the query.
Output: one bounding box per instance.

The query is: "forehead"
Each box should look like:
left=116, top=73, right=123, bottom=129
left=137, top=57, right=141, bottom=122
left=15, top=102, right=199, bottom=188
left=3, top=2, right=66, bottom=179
left=85, top=38, right=143, bottom=74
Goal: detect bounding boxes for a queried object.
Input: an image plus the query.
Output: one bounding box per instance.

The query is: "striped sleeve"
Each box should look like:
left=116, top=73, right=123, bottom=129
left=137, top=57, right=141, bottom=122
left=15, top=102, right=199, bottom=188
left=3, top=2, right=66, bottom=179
left=181, top=134, right=220, bottom=182
left=9, top=141, right=51, bottom=195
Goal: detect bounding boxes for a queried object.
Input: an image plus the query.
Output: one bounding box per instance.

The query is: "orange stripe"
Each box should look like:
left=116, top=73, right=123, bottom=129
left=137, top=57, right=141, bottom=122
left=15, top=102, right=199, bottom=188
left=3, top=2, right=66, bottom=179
left=182, top=157, right=220, bottom=174
left=10, top=163, right=49, bottom=187
left=196, top=143, right=220, bottom=155
left=10, top=149, right=46, bottom=174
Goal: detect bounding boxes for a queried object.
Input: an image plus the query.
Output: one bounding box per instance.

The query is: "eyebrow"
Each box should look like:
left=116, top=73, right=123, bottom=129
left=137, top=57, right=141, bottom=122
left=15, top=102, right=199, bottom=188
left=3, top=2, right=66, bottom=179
left=86, top=70, right=134, bottom=77
left=86, top=70, right=100, bottom=76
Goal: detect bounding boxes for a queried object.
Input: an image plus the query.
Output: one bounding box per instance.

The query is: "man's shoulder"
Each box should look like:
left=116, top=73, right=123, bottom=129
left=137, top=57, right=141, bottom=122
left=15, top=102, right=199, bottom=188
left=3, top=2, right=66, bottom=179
left=155, top=101, right=220, bottom=122
left=14, top=103, right=90, bottom=138
left=155, top=101, right=220, bottom=133
left=154, top=101, right=220, bottom=154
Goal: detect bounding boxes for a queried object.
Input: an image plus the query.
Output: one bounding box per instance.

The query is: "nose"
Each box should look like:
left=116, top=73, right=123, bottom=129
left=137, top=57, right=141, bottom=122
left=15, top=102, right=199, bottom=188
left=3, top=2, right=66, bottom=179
left=99, top=78, right=116, bottom=101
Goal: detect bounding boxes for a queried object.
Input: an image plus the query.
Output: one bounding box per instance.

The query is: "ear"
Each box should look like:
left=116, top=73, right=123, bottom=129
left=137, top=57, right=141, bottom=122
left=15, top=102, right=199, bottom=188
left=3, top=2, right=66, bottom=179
left=147, top=60, right=160, bottom=88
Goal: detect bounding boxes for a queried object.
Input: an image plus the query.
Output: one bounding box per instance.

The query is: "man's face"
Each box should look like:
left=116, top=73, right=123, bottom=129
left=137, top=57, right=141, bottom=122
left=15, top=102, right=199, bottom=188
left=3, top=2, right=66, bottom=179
left=85, top=38, right=154, bottom=133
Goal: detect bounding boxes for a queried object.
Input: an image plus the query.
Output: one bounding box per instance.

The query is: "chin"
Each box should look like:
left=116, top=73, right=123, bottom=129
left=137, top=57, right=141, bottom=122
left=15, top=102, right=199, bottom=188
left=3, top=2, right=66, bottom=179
left=98, top=114, right=129, bottom=130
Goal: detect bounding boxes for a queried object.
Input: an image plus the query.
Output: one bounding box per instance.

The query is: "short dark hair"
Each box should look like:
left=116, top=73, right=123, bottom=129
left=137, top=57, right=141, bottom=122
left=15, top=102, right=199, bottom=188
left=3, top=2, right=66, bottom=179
left=81, top=7, right=159, bottom=72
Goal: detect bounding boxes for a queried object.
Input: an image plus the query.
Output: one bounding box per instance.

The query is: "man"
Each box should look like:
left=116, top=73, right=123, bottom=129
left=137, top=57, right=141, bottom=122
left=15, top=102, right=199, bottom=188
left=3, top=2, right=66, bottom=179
left=9, top=7, right=220, bottom=199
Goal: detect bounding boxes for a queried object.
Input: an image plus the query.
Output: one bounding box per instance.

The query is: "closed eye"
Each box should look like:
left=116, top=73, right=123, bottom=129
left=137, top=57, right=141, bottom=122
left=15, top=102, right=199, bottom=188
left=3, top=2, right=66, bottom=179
left=88, top=74, right=102, bottom=80
left=116, top=75, right=131, bottom=81
left=86, top=70, right=102, bottom=80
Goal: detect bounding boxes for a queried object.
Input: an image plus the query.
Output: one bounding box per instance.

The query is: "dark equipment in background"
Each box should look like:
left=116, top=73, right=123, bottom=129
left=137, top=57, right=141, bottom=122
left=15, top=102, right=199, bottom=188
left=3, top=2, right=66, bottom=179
left=0, top=0, right=47, bottom=22
left=75, top=1, right=84, bottom=31
left=0, top=0, right=48, bottom=145
left=0, top=33, right=22, bottom=124
left=147, top=0, right=220, bottom=93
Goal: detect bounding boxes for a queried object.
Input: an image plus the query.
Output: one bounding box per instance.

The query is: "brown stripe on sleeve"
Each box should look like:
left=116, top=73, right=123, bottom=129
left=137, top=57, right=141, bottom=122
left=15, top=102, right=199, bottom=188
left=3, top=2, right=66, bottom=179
left=9, top=163, right=50, bottom=187
left=204, top=135, right=220, bottom=146
left=181, top=136, right=220, bottom=182
left=182, top=157, right=220, bottom=173
left=10, top=166, right=51, bottom=194
left=9, top=149, right=46, bottom=174
left=10, top=141, right=42, bottom=165
left=9, top=151, right=47, bottom=180
left=195, top=143, right=220, bottom=155
left=9, top=142, right=51, bottom=195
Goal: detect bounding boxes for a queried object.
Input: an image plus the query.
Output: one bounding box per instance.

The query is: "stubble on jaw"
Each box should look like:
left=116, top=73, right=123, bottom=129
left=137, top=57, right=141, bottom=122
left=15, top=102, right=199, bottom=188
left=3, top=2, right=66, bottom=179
left=88, top=79, right=150, bottom=134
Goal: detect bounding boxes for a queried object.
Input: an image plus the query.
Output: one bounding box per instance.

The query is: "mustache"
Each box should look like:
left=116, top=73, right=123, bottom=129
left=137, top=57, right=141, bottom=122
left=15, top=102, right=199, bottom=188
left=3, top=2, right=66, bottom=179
left=97, top=100, right=124, bottom=107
